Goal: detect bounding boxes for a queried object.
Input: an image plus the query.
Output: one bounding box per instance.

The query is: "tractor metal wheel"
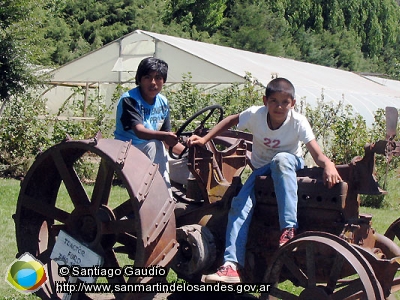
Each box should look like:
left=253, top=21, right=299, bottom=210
left=385, top=218, right=400, bottom=243
left=14, top=134, right=178, bottom=300
left=383, top=220, right=400, bottom=296
left=263, top=231, right=384, bottom=300
left=172, top=224, right=216, bottom=280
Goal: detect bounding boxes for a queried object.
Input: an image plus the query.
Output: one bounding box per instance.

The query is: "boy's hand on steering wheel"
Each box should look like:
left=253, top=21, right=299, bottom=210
left=187, top=135, right=206, bottom=147
left=163, top=132, right=179, bottom=148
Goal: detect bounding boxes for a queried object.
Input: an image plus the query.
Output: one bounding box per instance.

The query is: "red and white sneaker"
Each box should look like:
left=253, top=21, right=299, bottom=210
left=279, top=227, right=296, bottom=247
left=204, top=265, right=241, bottom=283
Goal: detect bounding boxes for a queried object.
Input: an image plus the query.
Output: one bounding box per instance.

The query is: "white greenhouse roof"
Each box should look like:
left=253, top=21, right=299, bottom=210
left=46, top=29, right=400, bottom=126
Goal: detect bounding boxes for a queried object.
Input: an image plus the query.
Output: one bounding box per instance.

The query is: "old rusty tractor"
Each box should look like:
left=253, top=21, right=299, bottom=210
left=14, top=105, right=400, bottom=299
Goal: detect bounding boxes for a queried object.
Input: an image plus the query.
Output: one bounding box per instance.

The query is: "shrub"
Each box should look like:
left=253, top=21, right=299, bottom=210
left=51, top=86, right=118, bottom=143
left=0, top=85, right=118, bottom=178
left=0, top=91, right=52, bottom=177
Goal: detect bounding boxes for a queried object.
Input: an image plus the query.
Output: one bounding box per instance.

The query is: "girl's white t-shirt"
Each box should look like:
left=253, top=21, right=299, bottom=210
left=238, top=106, right=315, bottom=169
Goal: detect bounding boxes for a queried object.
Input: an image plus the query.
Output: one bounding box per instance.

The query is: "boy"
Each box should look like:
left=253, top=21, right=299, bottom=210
left=187, top=77, right=342, bottom=283
left=114, top=57, right=185, bottom=195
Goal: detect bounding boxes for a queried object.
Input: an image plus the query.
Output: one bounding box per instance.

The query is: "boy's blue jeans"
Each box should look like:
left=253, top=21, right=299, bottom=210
left=134, top=139, right=172, bottom=197
left=224, top=152, right=304, bottom=267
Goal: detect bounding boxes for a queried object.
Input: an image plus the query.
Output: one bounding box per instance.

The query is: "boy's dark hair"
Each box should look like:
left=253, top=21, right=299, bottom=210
left=135, top=57, right=168, bottom=85
left=265, top=78, right=295, bottom=100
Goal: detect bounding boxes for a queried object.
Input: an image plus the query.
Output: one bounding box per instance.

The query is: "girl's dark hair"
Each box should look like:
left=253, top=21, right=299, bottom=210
left=135, top=57, right=168, bottom=85
left=265, top=78, right=295, bottom=99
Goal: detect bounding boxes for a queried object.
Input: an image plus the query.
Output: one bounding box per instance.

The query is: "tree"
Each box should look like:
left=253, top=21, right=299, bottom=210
left=165, top=0, right=227, bottom=35
left=267, top=0, right=400, bottom=59
left=216, top=1, right=296, bottom=57
left=0, top=0, right=40, bottom=116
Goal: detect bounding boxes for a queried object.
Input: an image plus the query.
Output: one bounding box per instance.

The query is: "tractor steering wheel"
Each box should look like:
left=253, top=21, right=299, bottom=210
left=169, top=104, right=224, bottom=159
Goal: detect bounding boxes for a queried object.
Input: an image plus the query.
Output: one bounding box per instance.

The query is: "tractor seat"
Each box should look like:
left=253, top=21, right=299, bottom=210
left=254, top=167, right=349, bottom=234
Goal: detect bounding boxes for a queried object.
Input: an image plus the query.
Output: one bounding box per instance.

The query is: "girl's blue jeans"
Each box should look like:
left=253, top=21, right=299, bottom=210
left=224, top=152, right=304, bottom=267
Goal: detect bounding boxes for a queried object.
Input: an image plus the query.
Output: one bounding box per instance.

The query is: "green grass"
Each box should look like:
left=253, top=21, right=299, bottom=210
left=2, top=177, right=400, bottom=299
left=1, top=178, right=38, bottom=299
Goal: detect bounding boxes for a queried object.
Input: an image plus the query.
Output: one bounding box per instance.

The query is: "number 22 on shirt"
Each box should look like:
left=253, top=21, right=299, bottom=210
left=263, top=138, right=280, bottom=148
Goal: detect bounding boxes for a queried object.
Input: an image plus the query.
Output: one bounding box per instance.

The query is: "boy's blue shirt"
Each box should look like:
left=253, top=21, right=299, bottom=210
left=114, top=87, right=171, bottom=145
